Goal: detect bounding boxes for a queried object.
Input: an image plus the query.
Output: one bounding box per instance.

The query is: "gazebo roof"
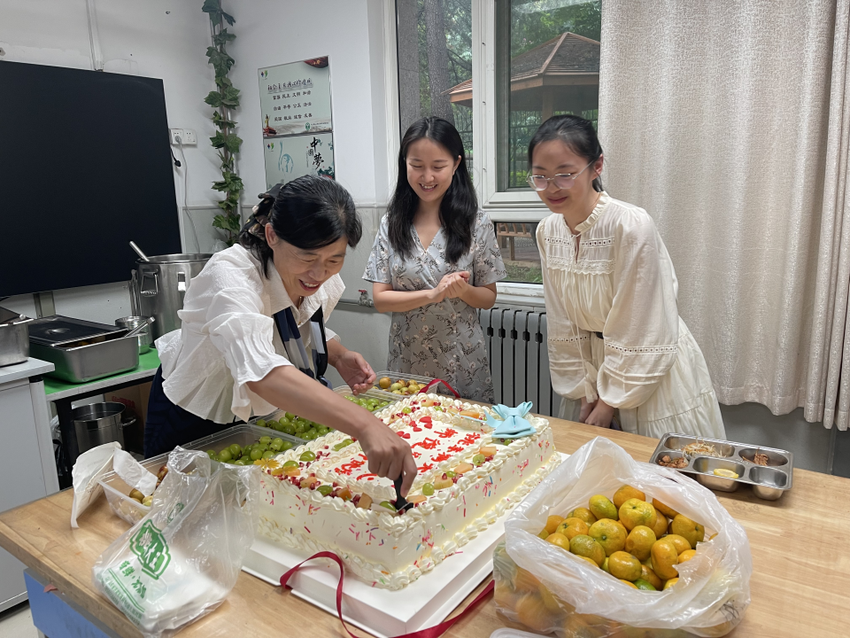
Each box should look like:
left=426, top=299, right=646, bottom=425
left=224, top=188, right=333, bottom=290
left=447, top=32, right=600, bottom=110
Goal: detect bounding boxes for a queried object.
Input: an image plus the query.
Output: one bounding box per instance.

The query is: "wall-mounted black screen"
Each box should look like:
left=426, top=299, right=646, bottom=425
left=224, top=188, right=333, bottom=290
left=0, top=61, right=182, bottom=298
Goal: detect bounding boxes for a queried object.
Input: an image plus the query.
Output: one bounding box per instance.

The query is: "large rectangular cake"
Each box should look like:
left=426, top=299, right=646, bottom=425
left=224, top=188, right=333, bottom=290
left=255, top=394, right=560, bottom=589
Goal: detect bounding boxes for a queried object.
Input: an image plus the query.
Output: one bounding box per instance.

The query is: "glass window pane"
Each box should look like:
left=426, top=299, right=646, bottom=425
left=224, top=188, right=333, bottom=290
left=494, top=221, right=543, bottom=284
left=396, top=0, right=474, bottom=167
left=498, top=0, right=602, bottom=191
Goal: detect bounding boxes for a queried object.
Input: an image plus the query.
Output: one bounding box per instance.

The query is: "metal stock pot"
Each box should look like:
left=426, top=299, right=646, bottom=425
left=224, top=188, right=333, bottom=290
left=130, top=253, right=212, bottom=341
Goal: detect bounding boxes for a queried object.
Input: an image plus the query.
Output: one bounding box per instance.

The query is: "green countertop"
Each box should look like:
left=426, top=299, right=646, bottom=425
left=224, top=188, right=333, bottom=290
left=43, top=348, right=161, bottom=396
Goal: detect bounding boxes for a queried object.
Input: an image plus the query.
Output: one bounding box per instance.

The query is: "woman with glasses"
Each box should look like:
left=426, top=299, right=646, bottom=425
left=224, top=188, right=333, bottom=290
left=146, top=176, right=416, bottom=494
left=364, top=117, right=506, bottom=402
left=528, top=115, right=725, bottom=439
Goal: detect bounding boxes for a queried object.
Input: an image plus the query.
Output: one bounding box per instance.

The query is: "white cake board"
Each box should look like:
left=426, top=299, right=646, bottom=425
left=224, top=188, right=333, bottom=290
left=242, top=452, right=569, bottom=638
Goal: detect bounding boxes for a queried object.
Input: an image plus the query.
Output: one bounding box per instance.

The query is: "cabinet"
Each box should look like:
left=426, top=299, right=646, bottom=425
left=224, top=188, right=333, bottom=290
left=0, top=358, right=57, bottom=612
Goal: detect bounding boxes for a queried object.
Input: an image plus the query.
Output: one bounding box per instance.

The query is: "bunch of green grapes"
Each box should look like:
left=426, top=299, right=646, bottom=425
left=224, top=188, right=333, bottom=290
left=344, top=394, right=391, bottom=412
left=255, top=413, right=332, bottom=441
left=207, top=435, right=295, bottom=465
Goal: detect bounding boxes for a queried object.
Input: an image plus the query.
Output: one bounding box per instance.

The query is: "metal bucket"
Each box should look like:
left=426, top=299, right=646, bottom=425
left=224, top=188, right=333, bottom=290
left=73, top=402, right=134, bottom=453
left=130, top=253, right=212, bottom=341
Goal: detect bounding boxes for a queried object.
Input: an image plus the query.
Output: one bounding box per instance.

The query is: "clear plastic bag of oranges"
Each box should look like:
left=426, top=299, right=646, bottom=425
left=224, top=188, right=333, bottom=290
left=495, top=437, right=752, bottom=637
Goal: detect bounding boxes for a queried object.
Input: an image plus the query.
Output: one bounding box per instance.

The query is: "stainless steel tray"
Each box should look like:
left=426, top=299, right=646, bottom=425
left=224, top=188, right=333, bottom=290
left=649, top=433, right=793, bottom=500
left=30, top=334, right=139, bottom=383
left=28, top=315, right=127, bottom=347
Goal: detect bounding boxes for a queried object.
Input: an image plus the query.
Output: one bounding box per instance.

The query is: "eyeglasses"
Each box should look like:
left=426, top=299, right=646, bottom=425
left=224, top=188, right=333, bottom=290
left=526, top=160, right=595, bottom=191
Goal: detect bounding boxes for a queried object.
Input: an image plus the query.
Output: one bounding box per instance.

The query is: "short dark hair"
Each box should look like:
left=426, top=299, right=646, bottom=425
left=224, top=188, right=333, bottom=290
left=528, top=115, right=604, bottom=192
left=239, top=175, right=361, bottom=277
left=387, top=117, right=477, bottom=264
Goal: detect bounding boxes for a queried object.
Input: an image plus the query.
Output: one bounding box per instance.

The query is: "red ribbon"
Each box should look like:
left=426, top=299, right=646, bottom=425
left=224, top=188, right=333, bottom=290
left=419, top=379, right=461, bottom=398
left=280, top=550, right=494, bottom=638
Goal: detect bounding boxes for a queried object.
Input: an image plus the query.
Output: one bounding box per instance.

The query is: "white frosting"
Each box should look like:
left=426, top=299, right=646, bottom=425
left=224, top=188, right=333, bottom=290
left=255, top=394, right=560, bottom=589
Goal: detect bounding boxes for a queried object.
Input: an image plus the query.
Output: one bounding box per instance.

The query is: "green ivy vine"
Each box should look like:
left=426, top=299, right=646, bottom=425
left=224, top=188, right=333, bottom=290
left=202, top=0, right=243, bottom=245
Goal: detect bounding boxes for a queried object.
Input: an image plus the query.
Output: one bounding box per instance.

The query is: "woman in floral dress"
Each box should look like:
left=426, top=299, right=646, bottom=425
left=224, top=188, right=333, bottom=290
left=364, top=117, right=506, bottom=402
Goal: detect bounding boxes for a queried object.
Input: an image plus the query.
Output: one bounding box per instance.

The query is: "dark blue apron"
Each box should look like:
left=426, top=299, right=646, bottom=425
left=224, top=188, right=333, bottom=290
left=144, top=306, right=330, bottom=458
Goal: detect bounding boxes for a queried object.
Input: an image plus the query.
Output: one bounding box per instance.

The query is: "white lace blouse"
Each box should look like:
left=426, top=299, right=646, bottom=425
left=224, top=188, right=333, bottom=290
left=538, top=192, right=682, bottom=408
left=156, top=244, right=343, bottom=424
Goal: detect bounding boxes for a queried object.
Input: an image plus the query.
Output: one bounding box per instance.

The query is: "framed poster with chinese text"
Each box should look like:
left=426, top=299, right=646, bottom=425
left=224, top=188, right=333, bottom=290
left=263, top=133, right=334, bottom=191
left=258, top=56, right=332, bottom=138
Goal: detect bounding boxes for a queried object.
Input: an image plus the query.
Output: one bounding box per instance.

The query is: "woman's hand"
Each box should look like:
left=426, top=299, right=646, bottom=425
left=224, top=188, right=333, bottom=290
left=584, top=398, right=615, bottom=428
left=358, top=421, right=418, bottom=496
left=579, top=397, right=596, bottom=423
left=332, top=348, right=376, bottom=395
left=430, top=271, right=470, bottom=302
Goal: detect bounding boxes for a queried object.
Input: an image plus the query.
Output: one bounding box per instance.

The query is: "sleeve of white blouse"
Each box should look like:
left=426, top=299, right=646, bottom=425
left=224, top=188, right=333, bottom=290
left=203, top=282, right=292, bottom=400
left=597, top=217, right=679, bottom=409
left=537, top=223, right=594, bottom=402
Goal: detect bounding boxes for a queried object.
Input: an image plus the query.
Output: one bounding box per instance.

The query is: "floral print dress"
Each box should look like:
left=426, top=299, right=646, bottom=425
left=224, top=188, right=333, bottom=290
left=363, top=211, right=506, bottom=402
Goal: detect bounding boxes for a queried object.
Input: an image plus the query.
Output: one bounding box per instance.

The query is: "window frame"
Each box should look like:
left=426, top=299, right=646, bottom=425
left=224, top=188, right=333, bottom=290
left=385, top=0, right=551, bottom=304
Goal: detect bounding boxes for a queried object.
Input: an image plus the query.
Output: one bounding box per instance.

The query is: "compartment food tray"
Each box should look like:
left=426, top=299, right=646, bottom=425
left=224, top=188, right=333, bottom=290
left=99, top=424, right=301, bottom=524
left=649, top=432, right=793, bottom=500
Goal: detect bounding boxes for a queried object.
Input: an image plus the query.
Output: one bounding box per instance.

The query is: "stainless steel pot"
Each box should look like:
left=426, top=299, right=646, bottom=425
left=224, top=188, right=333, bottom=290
left=130, top=253, right=212, bottom=341
left=0, top=308, right=32, bottom=367
left=72, top=401, right=135, bottom=453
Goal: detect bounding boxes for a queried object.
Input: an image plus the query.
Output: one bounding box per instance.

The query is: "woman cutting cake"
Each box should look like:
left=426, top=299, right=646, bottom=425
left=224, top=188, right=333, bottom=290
left=144, top=176, right=416, bottom=494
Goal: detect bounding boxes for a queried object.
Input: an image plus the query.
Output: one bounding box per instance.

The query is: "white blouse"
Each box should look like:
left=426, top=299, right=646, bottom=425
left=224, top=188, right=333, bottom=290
left=156, top=244, right=343, bottom=424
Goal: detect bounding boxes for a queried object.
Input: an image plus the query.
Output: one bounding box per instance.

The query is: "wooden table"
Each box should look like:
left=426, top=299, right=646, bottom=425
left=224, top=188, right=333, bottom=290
left=1, top=420, right=848, bottom=637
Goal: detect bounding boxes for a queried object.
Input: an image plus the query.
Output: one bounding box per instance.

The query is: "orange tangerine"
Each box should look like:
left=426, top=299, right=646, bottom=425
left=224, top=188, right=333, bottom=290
left=640, top=564, right=663, bottom=589
left=663, top=577, right=679, bottom=590
left=619, top=579, right=638, bottom=588
left=601, top=556, right=610, bottom=572
left=513, top=567, right=542, bottom=593
left=652, top=498, right=680, bottom=520
left=588, top=494, right=619, bottom=520
left=545, top=532, right=571, bottom=551
left=633, top=578, right=657, bottom=591
left=556, top=517, right=590, bottom=540
left=538, top=584, right=564, bottom=614
left=538, top=528, right=550, bottom=539
left=625, top=525, right=657, bottom=561
left=663, top=534, right=692, bottom=554
left=678, top=549, right=697, bottom=563
left=577, top=555, right=600, bottom=568
left=651, top=511, right=669, bottom=538
left=566, top=507, right=598, bottom=526
left=588, top=519, right=627, bottom=556
left=670, top=514, right=705, bottom=548
left=545, top=515, right=565, bottom=535
left=619, top=498, right=657, bottom=531
left=651, top=539, right=679, bottom=580
left=613, top=485, right=646, bottom=510
left=569, top=534, right=605, bottom=567
left=608, top=551, right=642, bottom=581
left=515, top=593, right=557, bottom=633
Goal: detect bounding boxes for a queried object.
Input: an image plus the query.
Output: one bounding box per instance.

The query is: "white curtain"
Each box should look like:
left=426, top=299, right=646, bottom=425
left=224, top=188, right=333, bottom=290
left=597, top=0, right=850, bottom=429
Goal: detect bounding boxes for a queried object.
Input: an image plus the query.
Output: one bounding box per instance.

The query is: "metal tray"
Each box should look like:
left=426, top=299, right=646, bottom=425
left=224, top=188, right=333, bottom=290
left=649, top=433, right=793, bottom=500
left=29, top=334, right=139, bottom=383
left=28, top=315, right=127, bottom=347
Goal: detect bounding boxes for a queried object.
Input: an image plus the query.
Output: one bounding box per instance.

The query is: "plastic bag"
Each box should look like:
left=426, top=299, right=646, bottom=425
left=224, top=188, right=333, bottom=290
left=92, top=447, right=260, bottom=638
left=498, top=437, right=752, bottom=637
left=71, top=442, right=122, bottom=528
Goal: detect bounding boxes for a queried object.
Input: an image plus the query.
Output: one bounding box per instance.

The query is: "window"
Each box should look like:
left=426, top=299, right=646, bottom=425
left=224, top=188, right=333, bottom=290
left=496, top=0, right=601, bottom=192
left=392, top=1, right=600, bottom=290
left=396, top=0, right=474, bottom=164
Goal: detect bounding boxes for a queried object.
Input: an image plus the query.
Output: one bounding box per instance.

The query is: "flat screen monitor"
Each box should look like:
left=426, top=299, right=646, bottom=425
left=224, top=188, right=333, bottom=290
left=0, top=61, right=182, bottom=298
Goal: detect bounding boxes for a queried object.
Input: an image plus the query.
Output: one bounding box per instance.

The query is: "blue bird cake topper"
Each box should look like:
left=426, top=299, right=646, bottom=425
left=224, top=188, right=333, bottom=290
left=485, top=402, right=536, bottom=439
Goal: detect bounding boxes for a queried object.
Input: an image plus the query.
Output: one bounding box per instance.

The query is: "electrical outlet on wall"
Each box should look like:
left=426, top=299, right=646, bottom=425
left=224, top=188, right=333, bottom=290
left=169, top=128, right=198, bottom=146
left=181, top=129, right=197, bottom=145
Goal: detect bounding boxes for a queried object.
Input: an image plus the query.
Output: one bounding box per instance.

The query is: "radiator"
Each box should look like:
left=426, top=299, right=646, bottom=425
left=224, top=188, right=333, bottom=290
left=479, top=306, right=562, bottom=417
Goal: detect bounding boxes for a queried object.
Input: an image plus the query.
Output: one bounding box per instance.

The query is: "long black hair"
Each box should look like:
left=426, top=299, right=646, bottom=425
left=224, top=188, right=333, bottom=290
left=239, top=175, right=361, bottom=277
left=528, top=115, right=604, bottom=192
left=387, top=117, right=477, bottom=264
